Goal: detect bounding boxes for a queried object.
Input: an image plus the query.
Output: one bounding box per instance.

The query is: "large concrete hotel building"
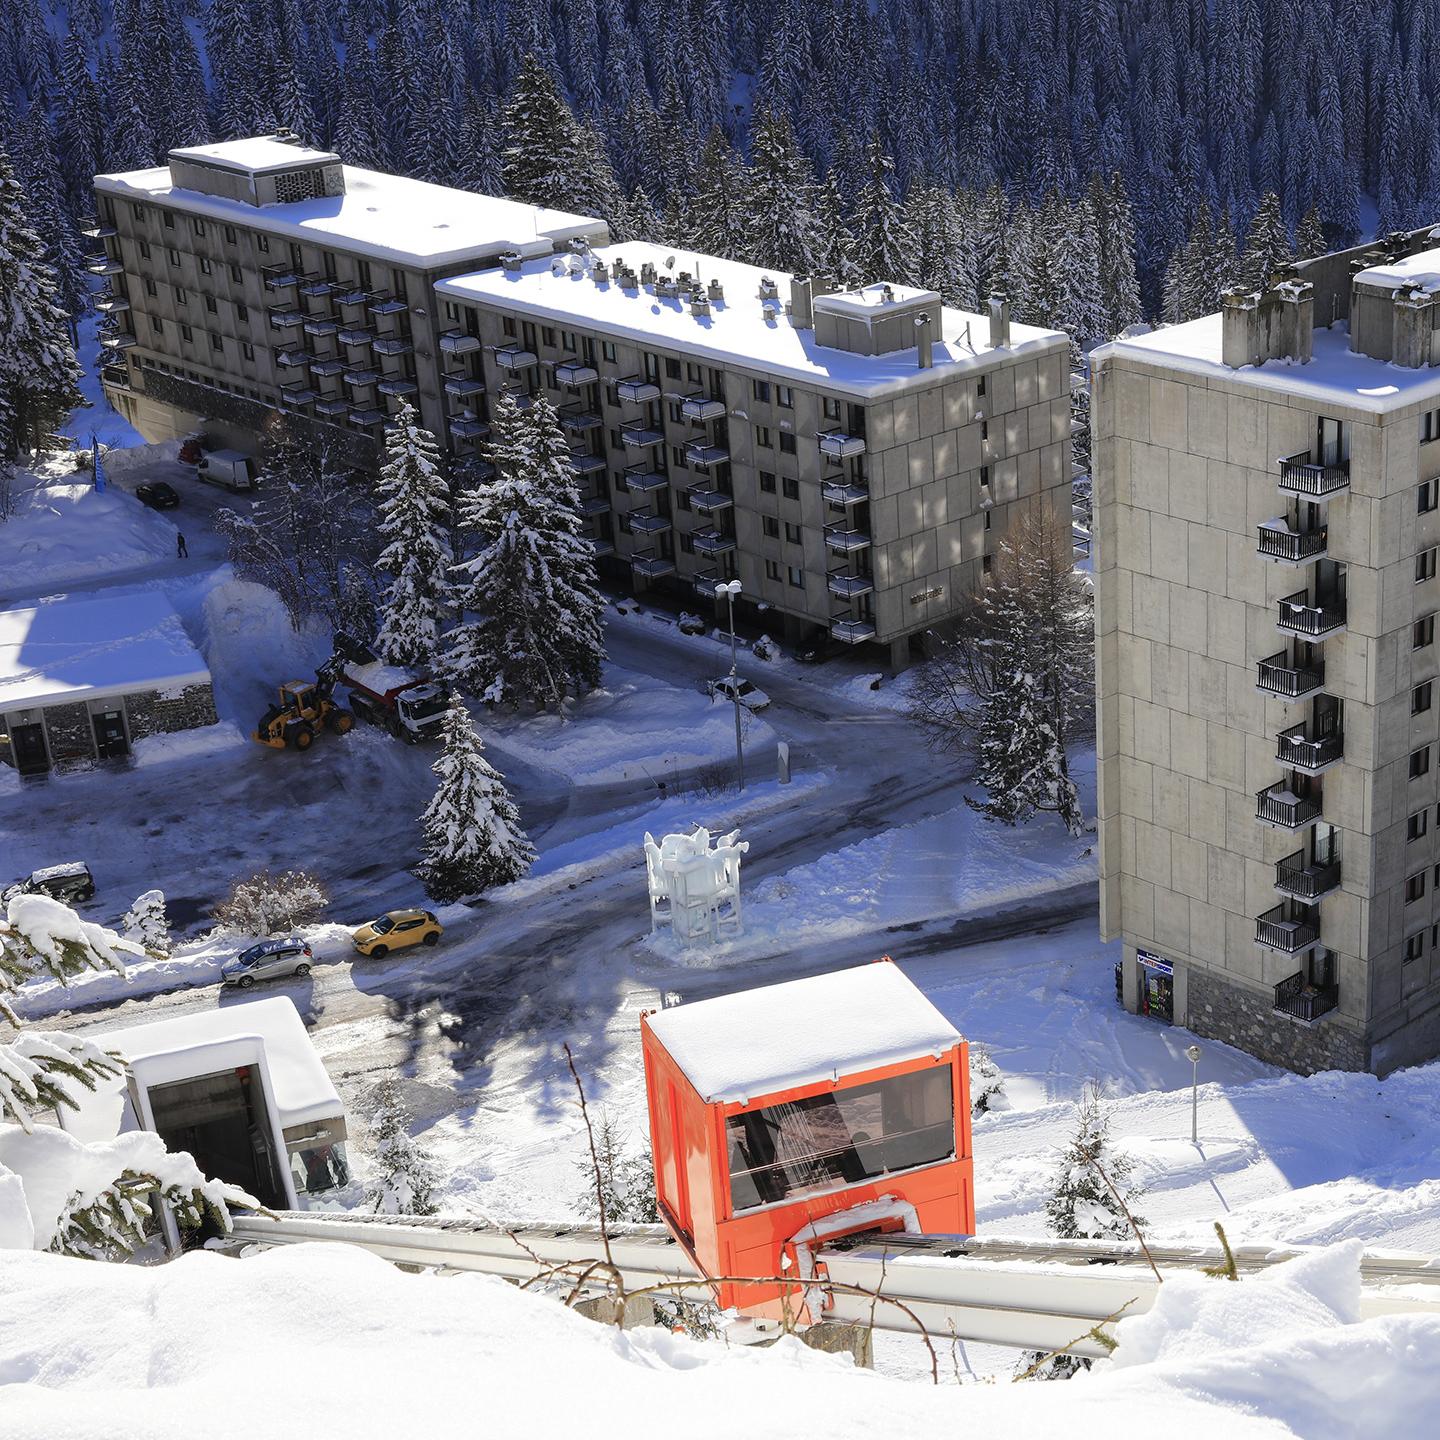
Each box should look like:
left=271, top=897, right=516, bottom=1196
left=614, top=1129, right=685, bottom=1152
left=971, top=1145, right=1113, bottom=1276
left=89, top=134, right=1070, bottom=665
left=1094, top=227, right=1440, bottom=1075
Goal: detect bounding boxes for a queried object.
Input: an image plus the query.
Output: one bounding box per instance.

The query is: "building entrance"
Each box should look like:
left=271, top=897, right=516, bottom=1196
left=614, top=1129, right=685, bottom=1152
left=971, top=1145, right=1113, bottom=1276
left=9, top=722, right=48, bottom=774
left=91, top=708, right=129, bottom=760
left=1136, top=951, right=1174, bottom=1022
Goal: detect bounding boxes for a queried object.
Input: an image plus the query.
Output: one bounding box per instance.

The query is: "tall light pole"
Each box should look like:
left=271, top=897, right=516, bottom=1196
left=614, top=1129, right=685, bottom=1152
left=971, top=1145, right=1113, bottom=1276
left=715, top=579, right=745, bottom=791
left=1185, top=1043, right=1202, bottom=1145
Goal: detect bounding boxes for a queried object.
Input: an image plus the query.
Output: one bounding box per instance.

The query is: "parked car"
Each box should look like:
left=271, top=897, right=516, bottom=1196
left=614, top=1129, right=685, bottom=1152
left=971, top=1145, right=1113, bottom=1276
left=196, top=449, right=257, bottom=491
left=3, top=862, right=96, bottom=905
left=707, top=675, right=771, bottom=711
left=221, top=936, right=314, bottom=988
left=352, top=909, right=443, bottom=959
left=677, top=612, right=707, bottom=635
left=135, top=481, right=181, bottom=509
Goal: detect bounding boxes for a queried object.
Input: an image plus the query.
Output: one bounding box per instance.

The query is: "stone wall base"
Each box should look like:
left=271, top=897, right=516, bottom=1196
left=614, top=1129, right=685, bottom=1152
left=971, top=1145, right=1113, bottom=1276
left=125, top=682, right=219, bottom=740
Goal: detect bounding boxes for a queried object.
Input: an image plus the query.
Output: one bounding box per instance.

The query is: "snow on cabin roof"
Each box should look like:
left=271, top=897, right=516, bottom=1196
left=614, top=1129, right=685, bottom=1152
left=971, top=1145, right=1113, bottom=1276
left=168, top=137, right=341, bottom=175
left=80, top=997, right=341, bottom=1130
left=436, top=243, right=1067, bottom=399
left=646, top=961, right=962, bottom=1105
left=1098, top=314, right=1440, bottom=415
left=95, top=161, right=608, bottom=270
left=0, top=593, right=209, bottom=712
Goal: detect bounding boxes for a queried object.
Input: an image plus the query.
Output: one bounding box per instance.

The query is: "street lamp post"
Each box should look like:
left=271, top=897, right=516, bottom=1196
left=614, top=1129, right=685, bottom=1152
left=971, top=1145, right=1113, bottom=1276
left=1185, top=1043, right=1202, bottom=1145
left=715, top=580, right=745, bottom=791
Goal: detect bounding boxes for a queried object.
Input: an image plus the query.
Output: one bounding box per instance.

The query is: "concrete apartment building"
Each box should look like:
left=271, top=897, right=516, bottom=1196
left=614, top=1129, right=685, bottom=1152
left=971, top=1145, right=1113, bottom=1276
left=89, top=134, right=1071, bottom=663
left=1093, top=226, right=1440, bottom=1075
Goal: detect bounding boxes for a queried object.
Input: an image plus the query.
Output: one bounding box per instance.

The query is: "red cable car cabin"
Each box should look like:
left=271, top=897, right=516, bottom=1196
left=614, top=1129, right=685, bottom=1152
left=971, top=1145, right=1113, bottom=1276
left=641, top=958, right=974, bottom=1318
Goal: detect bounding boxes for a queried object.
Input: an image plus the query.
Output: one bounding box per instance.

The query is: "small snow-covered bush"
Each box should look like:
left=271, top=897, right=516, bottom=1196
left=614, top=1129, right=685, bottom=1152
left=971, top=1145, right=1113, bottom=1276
left=969, top=1042, right=1008, bottom=1115
left=121, top=890, right=170, bottom=957
left=1045, top=1083, right=1146, bottom=1242
left=363, top=1078, right=440, bottom=1217
left=573, top=1108, right=658, bottom=1225
left=751, top=634, right=777, bottom=661
left=213, top=869, right=329, bottom=936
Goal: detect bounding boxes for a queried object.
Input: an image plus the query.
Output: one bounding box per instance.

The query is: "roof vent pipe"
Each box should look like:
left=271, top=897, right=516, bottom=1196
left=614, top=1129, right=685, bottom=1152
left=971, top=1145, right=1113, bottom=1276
left=988, top=295, right=1011, bottom=348
left=915, top=311, right=934, bottom=370
left=791, top=273, right=813, bottom=328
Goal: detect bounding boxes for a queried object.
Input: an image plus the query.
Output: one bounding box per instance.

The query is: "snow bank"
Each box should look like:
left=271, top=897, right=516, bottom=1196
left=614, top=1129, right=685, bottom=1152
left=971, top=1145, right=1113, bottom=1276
left=0, top=1241, right=1435, bottom=1438
left=131, top=721, right=247, bottom=767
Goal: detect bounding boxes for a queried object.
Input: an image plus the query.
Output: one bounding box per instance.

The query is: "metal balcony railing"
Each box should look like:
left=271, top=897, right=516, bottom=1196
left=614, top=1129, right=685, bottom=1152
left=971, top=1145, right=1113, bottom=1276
left=1273, top=970, right=1340, bottom=1021
left=569, top=451, right=606, bottom=475
left=1255, top=781, right=1322, bottom=829
left=824, top=526, right=872, bottom=554
left=555, top=360, right=598, bottom=387
left=1276, top=723, right=1343, bottom=771
left=263, top=264, right=300, bottom=289
left=685, top=441, right=729, bottom=467
left=1277, top=589, right=1346, bottom=637
left=449, top=416, right=489, bottom=441
left=1258, top=519, right=1328, bottom=562
left=1274, top=850, right=1341, bottom=900
left=367, top=294, right=407, bottom=315
left=630, top=550, right=675, bottom=578
left=687, top=485, right=733, bottom=513
left=1257, top=650, right=1325, bottom=699
left=822, top=478, right=869, bottom=506
left=681, top=395, right=726, bottom=422
left=438, top=329, right=481, bottom=354
left=1278, top=450, right=1350, bottom=498
left=85, top=257, right=124, bottom=275
left=494, top=345, right=538, bottom=370
left=819, top=430, right=866, bottom=459
left=617, top=377, right=661, bottom=403
left=827, top=572, right=875, bottom=599
left=692, top=528, right=737, bottom=555
left=558, top=405, right=601, bottom=433
left=831, top=617, right=878, bottom=643
left=621, top=425, right=665, bottom=448
left=444, top=375, right=485, bottom=398
left=1255, top=902, right=1320, bottom=954
left=94, top=294, right=130, bottom=314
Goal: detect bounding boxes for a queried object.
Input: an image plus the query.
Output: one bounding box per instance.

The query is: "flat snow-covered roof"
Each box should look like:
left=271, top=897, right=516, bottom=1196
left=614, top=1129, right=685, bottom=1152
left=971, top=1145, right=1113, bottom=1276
left=1098, top=316, right=1440, bottom=415
left=1354, top=245, right=1440, bottom=293
left=437, top=242, right=1066, bottom=399
left=95, top=162, right=607, bottom=270
left=168, top=137, right=340, bottom=175
left=0, top=592, right=210, bottom=712
left=84, top=997, right=342, bottom=1129
left=646, top=961, right=962, bottom=1104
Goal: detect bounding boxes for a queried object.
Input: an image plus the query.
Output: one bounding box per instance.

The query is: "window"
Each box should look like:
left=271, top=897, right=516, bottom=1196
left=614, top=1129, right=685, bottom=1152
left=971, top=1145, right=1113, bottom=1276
left=1422, top=481, right=1438, bottom=515
left=979, top=465, right=991, bottom=489
left=1417, top=548, right=1437, bottom=583
left=1404, top=932, right=1424, bottom=964
left=1423, top=408, right=1440, bottom=443
left=765, top=558, right=782, bottom=581
left=229, top=263, right=242, bottom=283
left=1416, top=615, right=1435, bottom=649
left=777, top=384, right=793, bottom=409
left=150, top=315, right=163, bottom=336
left=671, top=445, right=687, bottom=470
left=192, top=217, right=205, bottom=236
left=984, top=511, right=992, bottom=530
left=644, top=352, right=659, bottom=381
left=977, top=374, right=987, bottom=397
left=138, top=239, right=151, bottom=260
left=541, top=326, right=556, bottom=347
left=503, top=317, right=516, bottom=337
left=561, top=330, right=576, bottom=351
left=679, top=533, right=694, bottom=554
left=787, top=566, right=805, bottom=588
left=753, top=379, right=772, bottom=403
left=982, top=555, right=993, bottom=575
left=755, top=425, right=772, bottom=448
left=668, top=401, right=684, bottom=424
left=132, top=202, right=145, bottom=220
left=609, top=429, right=622, bottom=450
left=237, top=304, right=248, bottom=322
left=1407, top=871, right=1427, bottom=904
left=180, top=323, right=193, bottom=342
left=783, top=476, right=800, bottom=501
left=725, top=1066, right=953, bottom=1211
left=210, top=332, right=223, bottom=352
left=205, top=296, right=217, bottom=314
left=780, top=432, right=796, bottom=455
left=1411, top=746, right=1431, bottom=779
left=822, top=396, right=841, bottom=421
left=1416, top=683, right=1434, bottom=716
left=257, top=234, right=269, bottom=253
left=167, top=247, right=180, bottom=266
left=784, top=521, right=802, bottom=544
left=759, top=471, right=776, bottom=494
left=175, top=287, right=187, bottom=306
left=1409, top=808, right=1429, bottom=842
left=763, top=516, right=780, bottom=539
left=602, top=341, right=616, bottom=363
left=686, top=362, right=701, bottom=383
left=162, top=211, right=175, bottom=229
left=665, top=357, right=681, bottom=380
left=224, top=225, right=236, bottom=244
left=241, top=341, right=255, bottom=361
left=143, top=277, right=157, bottom=297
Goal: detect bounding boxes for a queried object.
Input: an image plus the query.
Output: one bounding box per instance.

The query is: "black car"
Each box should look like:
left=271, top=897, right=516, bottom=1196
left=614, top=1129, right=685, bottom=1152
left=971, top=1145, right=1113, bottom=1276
left=3, top=863, right=96, bottom=905
left=135, top=481, right=181, bottom=509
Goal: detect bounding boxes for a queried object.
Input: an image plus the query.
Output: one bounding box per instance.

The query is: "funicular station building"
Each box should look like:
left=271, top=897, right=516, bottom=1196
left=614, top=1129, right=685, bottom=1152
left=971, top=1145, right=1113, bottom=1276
left=90, top=134, right=1071, bottom=665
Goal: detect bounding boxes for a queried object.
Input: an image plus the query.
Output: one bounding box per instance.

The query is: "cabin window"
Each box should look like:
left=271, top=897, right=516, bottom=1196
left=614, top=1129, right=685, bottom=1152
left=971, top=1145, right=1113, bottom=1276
left=726, top=1066, right=954, bottom=1211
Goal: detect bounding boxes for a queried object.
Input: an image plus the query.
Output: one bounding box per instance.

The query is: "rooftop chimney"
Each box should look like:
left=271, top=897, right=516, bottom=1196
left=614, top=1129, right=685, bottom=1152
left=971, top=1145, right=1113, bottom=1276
left=988, top=295, right=1011, bottom=348
left=708, top=278, right=724, bottom=304
left=593, top=258, right=609, bottom=284
left=915, top=311, right=934, bottom=370
left=500, top=250, right=522, bottom=276
left=1221, top=277, right=1314, bottom=369
left=791, top=274, right=813, bottom=328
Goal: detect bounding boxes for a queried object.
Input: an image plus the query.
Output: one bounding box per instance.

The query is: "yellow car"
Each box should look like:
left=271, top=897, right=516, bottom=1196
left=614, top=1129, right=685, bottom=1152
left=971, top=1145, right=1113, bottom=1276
left=352, top=909, right=443, bottom=958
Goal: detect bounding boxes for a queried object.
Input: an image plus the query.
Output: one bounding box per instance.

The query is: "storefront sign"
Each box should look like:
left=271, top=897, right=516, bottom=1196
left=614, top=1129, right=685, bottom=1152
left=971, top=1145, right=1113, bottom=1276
left=1136, top=949, right=1173, bottom=976
left=910, top=587, right=945, bottom=606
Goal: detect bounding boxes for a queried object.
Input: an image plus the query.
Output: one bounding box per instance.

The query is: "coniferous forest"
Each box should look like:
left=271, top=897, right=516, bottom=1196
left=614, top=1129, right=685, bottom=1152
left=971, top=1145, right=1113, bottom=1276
left=1, top=0, right=1437, bottom=345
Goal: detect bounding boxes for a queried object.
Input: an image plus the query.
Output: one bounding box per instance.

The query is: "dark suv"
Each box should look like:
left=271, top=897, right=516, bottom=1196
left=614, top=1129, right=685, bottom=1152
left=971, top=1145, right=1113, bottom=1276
left=3, top=863, right=96, bottom=904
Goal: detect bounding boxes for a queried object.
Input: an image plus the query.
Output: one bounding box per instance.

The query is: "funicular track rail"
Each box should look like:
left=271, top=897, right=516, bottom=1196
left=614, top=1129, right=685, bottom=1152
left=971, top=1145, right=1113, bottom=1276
left=227, top=1212, right=1440, bottom=1358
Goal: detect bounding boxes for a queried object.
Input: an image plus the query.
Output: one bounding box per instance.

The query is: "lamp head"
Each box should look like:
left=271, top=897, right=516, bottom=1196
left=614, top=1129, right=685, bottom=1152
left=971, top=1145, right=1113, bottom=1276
left=1185, top=1044, right=1202, bottom=1064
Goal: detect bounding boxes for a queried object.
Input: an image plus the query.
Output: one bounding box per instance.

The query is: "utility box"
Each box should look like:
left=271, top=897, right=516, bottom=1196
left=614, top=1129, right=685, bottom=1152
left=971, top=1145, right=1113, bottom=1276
left=640, top=959, right=973, bottom=1317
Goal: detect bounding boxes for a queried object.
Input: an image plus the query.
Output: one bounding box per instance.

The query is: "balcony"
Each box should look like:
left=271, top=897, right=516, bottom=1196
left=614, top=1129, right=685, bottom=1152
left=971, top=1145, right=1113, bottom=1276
left=578, top=494, right=611, bottom=517
left=555, top=360, right=598, bottom=387
left=99, top=363, right=131, bottom=389
left=372, top=337, right=413, bottom=357
left=692, top=528, right=737, bottom=555
left=94, top=295, right=130, bottom=315
left=280, top=384, right=317, bottom=408
left=1273, top=970, right=1340, bottom=1022
left=86, top=257, right=124, bottom=276
left=299, top=277, right=335, bottom=298
left=449, top=417, right=489, bottom=440
left=439, top=329, right=482, bottom=355
left=100, top=332, right=137, bottom=350
left=825, top=525, right=872, bottom=554
left=495, top=345, right=538, bottom=370
left=309, top=358, right=345, bottom=377
left=335, top=287, right=370, bottom=307
left=629, top=512, right=672, bottom=536
left=1278, top=450, right=1350, bottom=499
left=1277, top=589, right=1345, bottom=638
left=687, top=485, right=733, bottom=514
left=1255, top=901, right=1321, bottom=955
left=828, top=572, right=875, bottom=599
left=819, top=430, right=866, bottom=459
left=274, top=347, right=311, bottom=368
left=1276, top=723, right=1343, bottom=772
left=1274, top=850, right=1342, bottom=901
left=686, top=441, right=729, bottom=467
left=368, top=294, right=407, bottom=315
left=315, top=397, right=350, bottom=417
left=617, top=377, right=661, bottom=403
left=1257, top=650, right=1325, bottom=699
left=1255, top=780, right=1322, bottom=829
left=303, top=317, right=338, bottom=338
left=263, top=265, right=300, bottom=290
left=1257, top=518, right=1327, bottom=563
left=378, top=377, right=418, bottom=397
left=682, top=395, right=726, bottom=421
left=268, top=307, right=305, bottom=330
left=343, top=367, right=380, bottom=387
left=80, top=220, right=117, bottom=239
left=338, top=326, right=374, bottom=347
left=570, top=451, right=606, bottom=475
left=631, top=552, right=676, bottom=578
left=623, top=465, right=667, bottom=492
left=621, top=425, right=664, bottom=448
left=445, top=375, right=486, bottom=398
left=349, top=407, right=386, bottom=427
left=558, top=406, right=601, bottom=433
left=832, top=617, right=878, bottom=644
left=591, top=537, right=616, bottom=557
left=822, top=478, right=869, bottom=506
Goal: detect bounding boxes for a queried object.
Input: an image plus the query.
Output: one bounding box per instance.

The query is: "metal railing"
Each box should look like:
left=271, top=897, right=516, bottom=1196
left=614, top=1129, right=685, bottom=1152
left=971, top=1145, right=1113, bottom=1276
left=1276, top=723, right=1343, bottom=771
left=1277, top=589, right=1345, bottom=637
left=1278, top=450, right=1350, bottom=497
left=1275, top=850, right=1341, bottom=900
left=1255, top=782, right=1321, bottom=828
left=1274, top=971, right=1340, bottom=1021
left=1256, top=901, right=1320, bottom=953
left=1257, top=651, right=1325, bottom=698
left=1258, top=520, right=1328, bottom=562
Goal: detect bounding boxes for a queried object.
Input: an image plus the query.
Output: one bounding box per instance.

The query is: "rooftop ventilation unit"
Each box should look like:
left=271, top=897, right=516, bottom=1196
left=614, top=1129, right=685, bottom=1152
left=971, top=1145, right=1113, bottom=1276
left=500, top=251, right=522, bottom=275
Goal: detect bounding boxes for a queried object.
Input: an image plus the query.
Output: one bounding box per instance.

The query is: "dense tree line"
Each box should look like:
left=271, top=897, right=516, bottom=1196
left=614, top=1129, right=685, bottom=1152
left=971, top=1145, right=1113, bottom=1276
left=2, top=0, right=1436, bottom=334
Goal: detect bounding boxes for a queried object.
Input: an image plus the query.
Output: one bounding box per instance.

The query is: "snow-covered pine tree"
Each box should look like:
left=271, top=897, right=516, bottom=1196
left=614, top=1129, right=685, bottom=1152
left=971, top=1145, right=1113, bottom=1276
left=363, top=1077, right=440, bottom=1216
left=906, top=181, right=978, bottom=309
left=0, top=147, right=83, bottom=460
left=687, top=128, right=750, bottom=261
left=1051, top=192, right=1105, bottom=366
left=1239, top=191, right=1292, bottom=291
left=418, top=694, right=534, bottom=902
left=969, top=1043, right=1007, bottom=1115
left=501, top=53, right=587, bottom=213
left=120, top=890, right=170, bottom=957
left=850, top=137, right=916, bottom=286
left=573, top=1107, right=659, bottom=1224
left=374, top=402, right=451, bottom=669
left=744, top=106, right=823, bottom=273
left=1044, top=1083, right=1145, bottom=1241
left=1097, top=173, right=1142, bottom=336
left=1296, top=205, right=1327, bottom=261
left=446, top=391, right=606, bottom=708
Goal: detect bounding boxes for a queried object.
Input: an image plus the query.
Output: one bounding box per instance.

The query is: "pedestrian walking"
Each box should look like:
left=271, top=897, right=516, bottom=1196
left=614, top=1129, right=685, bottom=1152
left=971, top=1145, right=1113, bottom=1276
left=176, top=532, right=188, bottom=559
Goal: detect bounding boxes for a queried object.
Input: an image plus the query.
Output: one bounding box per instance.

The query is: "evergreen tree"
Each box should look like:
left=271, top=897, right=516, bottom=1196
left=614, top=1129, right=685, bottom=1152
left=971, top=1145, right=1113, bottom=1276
left=374, top=403, right=451, bottom=669
left=120, top=890, right=170, bottom=957
left=744, top=106, right=823, bottom=273
left=1296, top=205, right=1327, bottom=261
left=1051, top=193, right=1106, bottom=364
left=850, top=137, right=915, bottom=285
left=446, top=392, right=607, bottom=708
left=1096, top=173, right=1142, bottom=335
left=501, top=53, right=587, bottom=213
left=1240, top=191, right=1292, bottom=291
left=1044, top=1084, right=1145, bottom=1241
left=418, top=695, right=534, bottom=902
left=687, top=128, right=749, bottom=261
left=363, top=1077, right=440, bottom=1216
left=906, top=182, right=978, bottom=309
left=0, top=148, right=83, bottom=460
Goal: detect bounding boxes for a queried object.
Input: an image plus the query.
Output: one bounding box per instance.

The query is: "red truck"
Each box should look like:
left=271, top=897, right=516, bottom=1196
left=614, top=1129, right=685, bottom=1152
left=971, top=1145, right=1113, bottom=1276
left=332, top=636, right=449, bottom=743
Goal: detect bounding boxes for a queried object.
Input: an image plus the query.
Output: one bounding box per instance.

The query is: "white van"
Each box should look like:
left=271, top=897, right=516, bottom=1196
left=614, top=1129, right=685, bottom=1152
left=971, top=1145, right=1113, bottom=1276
left=196, top=448, right=257, bottom=491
